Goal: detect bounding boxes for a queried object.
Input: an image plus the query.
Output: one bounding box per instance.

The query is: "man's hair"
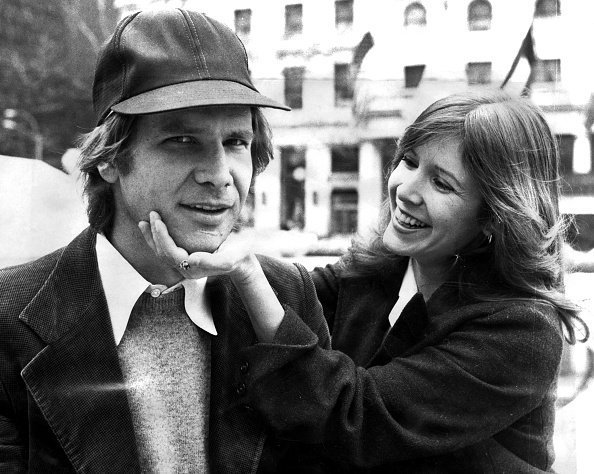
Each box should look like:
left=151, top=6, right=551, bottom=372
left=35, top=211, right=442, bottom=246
left=341, top=91, right=587, bottom=343
left=77, top=107, right=273, bottom=235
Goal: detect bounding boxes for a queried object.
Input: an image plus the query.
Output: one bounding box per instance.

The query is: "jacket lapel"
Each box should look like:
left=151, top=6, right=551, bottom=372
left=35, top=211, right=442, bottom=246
left=19, top=229, right=139, bottom=473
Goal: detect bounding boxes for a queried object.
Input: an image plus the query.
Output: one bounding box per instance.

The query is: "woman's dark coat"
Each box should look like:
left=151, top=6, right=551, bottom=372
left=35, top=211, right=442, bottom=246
left=239, top=257, right=563, bottom=473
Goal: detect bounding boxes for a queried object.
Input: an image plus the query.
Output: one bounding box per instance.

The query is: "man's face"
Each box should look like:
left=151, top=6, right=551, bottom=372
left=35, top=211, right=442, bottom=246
left=108, top=106, right=254, bottom=254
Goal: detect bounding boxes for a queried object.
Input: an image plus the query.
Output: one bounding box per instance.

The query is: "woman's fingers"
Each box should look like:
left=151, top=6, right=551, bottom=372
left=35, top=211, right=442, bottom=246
left=138, top=220, right=157, bottom=253
left=149, top=211, right=188, bottom=268
left=140, top=211, right=255, bottom=279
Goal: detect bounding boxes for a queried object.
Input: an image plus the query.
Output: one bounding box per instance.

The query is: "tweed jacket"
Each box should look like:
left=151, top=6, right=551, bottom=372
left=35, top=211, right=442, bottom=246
left=0, top=228, right=329, bottom=473
left=238, top=257, right=564, bottom=473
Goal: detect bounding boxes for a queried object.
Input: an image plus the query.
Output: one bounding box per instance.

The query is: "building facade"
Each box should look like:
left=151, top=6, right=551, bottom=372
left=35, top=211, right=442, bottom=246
left=115, top=0, right=594, bottom=245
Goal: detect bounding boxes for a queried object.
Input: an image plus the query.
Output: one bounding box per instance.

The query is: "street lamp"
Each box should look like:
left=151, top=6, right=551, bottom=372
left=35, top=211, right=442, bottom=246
left=2, top=108, right=44, bottom=160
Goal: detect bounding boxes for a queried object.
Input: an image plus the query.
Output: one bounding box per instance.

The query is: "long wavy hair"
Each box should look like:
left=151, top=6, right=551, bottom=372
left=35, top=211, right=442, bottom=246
left=342, top=92, right=587, bottom=343
left=77, top=107, right=273, bottom=236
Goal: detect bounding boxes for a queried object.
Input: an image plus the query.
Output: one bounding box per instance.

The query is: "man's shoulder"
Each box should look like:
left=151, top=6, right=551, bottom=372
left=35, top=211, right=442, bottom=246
left=255, top=254, right=311, bottom=298
left=0, top=228, right=95, bottom=315
left=256, top=254, right=302, bottom=277
left=0, top=248, right=63, bottom=291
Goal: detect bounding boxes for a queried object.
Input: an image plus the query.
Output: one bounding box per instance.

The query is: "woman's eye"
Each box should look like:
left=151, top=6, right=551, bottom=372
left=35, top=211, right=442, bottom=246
left=432, top=177, right=454, bottom=192
left=401, top=156, right=417, bottom=168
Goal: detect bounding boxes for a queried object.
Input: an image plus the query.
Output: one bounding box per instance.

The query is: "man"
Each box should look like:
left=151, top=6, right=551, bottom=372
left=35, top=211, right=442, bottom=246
left=0, top=9, right=329, bottom=473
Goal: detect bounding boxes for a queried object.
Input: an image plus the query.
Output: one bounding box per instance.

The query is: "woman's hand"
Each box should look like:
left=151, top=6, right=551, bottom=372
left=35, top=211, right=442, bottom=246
left=138, top=211, right=285, bottom=341
left=138, top=211, right=258, bottom=282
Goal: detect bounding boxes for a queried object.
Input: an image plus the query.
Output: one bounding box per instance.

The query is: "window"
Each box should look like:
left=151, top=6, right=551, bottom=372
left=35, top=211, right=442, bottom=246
left=404, top=2, right=427, bottom=26
left=556, top=134, right=575, bottom=175
left=283, top=67, right=305, bottom=109
left=280, top=147, right=306, bottom=230
left=331, top=145, right=359, bottom=173
left=334, top=64, right=354, bottom=106
left=331, top=190, right=358, bottom=234
left=533, top=59, right=561, bottom=82
left=404, top=64, right=425, bottom=88
left=285, top=4, right=303, bottom=36
left=234, top=9, right=252, bottom=37
left=466, top=62, right=491, bottom=84
left=468, top=0, right=492, bottom=31
left=335, top=0, right=353, bottom=28
left=535, top=0, right=560, bottom=17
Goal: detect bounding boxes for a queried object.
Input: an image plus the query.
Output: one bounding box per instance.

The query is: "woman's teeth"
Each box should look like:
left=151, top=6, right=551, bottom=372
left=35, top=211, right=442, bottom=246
left=396, top=208, right=427, bottom=228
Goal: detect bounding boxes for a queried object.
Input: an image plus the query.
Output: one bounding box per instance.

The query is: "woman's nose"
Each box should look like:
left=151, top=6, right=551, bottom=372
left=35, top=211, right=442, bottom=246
left=395, top=172, right=423, bottom=206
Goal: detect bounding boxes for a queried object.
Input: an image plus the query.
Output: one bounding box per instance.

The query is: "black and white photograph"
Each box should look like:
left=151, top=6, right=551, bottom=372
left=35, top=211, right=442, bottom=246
left=1, top=0, right=593, bottom=472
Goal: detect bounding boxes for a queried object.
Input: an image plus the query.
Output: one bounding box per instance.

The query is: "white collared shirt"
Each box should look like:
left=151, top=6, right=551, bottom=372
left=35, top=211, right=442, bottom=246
left=388, top=259, right=418, bottom=327
left=95, top=233, right=217, bottom=345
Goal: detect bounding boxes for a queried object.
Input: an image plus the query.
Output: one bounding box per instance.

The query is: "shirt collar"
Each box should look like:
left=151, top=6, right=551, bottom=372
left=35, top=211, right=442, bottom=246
left=95, top=233, right=217, bottom=345
left=388, top=259, right=418, bottom=326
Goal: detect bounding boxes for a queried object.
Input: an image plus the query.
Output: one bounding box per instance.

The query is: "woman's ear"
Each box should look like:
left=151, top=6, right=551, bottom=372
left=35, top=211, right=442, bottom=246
left=97, top=161, right=119, bottom=183
left=481, top=222, right=495, bottom=243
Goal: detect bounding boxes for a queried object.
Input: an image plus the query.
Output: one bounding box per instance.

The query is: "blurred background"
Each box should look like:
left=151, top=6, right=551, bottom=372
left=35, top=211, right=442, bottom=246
left=1, top=0, right=593, bottom=471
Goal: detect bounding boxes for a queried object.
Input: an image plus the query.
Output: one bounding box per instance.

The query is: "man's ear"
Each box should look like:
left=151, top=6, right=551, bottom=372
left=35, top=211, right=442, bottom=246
left=97, top=162, right=119, bottom=183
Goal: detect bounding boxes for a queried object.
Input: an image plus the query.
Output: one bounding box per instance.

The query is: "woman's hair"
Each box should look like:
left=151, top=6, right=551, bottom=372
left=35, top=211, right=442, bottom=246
left=77, top=107, right=273, bottom=236
left=342, top=91, right=587, bottom=343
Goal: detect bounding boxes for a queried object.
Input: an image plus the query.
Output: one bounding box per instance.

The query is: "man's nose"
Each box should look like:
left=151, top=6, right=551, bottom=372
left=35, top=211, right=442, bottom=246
left=193, top=144, right=233, bottom=188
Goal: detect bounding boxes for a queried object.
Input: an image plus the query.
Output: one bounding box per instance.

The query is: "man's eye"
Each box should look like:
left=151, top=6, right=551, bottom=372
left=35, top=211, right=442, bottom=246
left=169, top=136, right=193, bottom=143
left=225, top=138, right=249, bottom=148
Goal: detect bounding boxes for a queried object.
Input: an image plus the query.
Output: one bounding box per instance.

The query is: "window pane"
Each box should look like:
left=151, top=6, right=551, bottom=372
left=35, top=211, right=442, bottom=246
left=404, top=64, right=425, bottom=88
left=533, top=59, right=561, bottom=82
left=331, top=190, right=358, bottom=234
left=331, top=146, right=359, bottom=173
left=285, top=4, right=303, bottom=36
left=535, top=0, right=560, bottom=17
left=283, top=67, right=304, bottom=109
left=404, top=2, right=427, bottom=26
left=280, top=147, right=306, bottom=230
left=556, top=134, right=575, bottom=175
left=468, top=0, right=492, bottom=31
left=335, top=0, right=353, bottom=28
left=466, top=62, right=492, bottom=84
left=334, top=63, right=354, bottom=105
left=234, top=9, right=252, bottom=36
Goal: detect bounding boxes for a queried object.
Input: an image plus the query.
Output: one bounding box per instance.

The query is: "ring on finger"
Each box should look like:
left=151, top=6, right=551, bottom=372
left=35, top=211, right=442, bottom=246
left=178, top=259, right=190, bottom=271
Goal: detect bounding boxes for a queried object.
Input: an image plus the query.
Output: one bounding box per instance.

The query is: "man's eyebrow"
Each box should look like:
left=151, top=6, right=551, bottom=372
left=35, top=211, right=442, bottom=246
left=158, top=119, right=253, bottom=138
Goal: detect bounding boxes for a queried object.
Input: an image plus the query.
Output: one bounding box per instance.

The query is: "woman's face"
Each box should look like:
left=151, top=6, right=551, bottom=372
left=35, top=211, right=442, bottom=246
left=383, top=138, right=484, bottom=270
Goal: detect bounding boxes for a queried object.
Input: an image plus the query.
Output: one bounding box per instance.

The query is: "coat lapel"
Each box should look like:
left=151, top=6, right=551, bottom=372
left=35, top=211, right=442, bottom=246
left=19, top=229, right=139, bottom=473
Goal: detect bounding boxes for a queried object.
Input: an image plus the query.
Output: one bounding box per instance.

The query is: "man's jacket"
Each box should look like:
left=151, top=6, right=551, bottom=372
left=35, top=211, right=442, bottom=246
left=0, top=228, right=329, bottom=473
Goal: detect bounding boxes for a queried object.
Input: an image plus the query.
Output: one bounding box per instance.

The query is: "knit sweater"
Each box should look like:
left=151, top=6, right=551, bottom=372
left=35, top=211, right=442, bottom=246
left=118, top=288, right=211, bottom=473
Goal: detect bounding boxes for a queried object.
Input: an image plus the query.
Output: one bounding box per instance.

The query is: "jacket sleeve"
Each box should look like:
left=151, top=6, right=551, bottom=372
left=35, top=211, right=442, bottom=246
left=309, top=264, right=341, bottom=331
left=238, top=300, right=563, bottom=468
left=0, top=379, right=27, bottom=473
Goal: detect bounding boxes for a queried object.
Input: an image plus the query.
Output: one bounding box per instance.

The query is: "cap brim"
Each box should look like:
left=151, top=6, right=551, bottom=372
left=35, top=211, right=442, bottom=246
left=111, top=80, right=290, bottom=115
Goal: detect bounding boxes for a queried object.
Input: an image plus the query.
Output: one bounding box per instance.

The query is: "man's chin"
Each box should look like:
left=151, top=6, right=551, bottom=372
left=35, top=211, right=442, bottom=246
left=179, top=231, right=228, bottom=254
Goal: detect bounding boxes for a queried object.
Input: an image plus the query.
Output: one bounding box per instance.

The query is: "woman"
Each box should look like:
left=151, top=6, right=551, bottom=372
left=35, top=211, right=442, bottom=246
left=141, top=92, right=588, bottom=472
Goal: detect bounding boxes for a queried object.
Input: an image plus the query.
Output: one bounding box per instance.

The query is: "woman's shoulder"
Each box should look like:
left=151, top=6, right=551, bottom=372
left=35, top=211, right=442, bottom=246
left=447, top=297, right=564, bottom=345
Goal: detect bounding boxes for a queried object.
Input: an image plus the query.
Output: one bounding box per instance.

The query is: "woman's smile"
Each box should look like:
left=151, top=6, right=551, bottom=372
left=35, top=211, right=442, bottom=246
left=394, top=207, right=429, bottom=229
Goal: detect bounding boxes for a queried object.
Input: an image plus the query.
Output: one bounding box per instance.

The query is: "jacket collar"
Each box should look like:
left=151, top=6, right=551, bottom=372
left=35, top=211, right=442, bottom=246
left=373, top=257, right=465, bottom=360
left=19, top=228, right=102, bottom=344
left=19, top=228, right=141, bottom=473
